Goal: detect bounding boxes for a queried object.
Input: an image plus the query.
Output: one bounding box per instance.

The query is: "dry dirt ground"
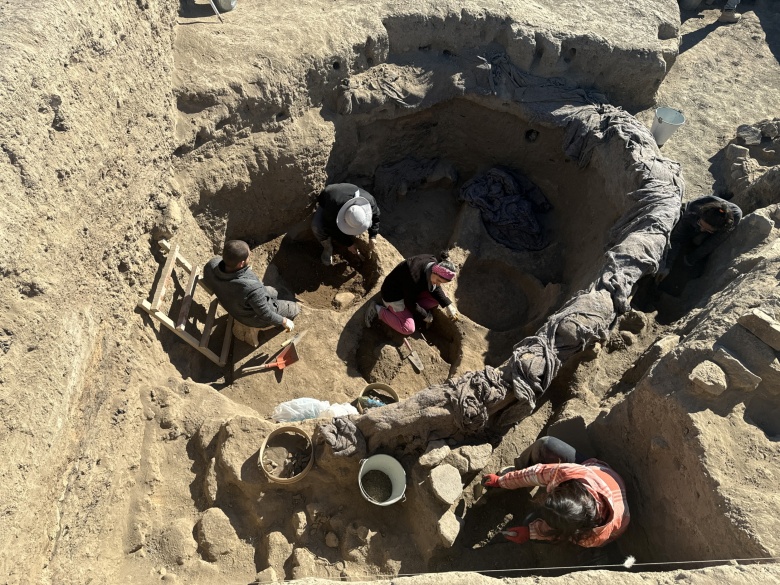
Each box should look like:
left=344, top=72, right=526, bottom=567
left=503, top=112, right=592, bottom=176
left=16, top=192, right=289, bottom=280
left=2, top=0, right=780, bottom=584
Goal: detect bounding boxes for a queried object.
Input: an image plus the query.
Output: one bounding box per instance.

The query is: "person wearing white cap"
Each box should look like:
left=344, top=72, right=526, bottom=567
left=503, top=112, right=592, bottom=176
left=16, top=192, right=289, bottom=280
left=311, top=183, right=380, bottom=266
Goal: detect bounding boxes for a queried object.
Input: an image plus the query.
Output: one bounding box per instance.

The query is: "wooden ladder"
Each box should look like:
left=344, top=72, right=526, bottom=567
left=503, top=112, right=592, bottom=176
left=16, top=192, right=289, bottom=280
left=138, top=239, right=232, bottom=366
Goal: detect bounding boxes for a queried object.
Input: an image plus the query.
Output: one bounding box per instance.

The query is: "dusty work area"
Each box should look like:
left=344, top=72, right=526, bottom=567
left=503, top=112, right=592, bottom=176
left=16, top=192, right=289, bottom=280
left=2, top=0, right=780, bottom=584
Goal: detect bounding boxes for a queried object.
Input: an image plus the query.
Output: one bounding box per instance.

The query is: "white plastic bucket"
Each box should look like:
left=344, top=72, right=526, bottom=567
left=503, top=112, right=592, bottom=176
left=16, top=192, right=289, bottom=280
left=358, top=454, right=406, bottom=506
left=651, top=107, right=685, bottom=147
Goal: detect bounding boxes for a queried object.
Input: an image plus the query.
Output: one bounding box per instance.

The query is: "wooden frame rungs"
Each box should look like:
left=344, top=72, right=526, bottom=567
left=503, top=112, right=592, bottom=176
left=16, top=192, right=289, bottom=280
left=201, top=297, right=219, bottom=348
left=150, top=242, right=179, bottom=311
left=176, top=269, right=200, bottom=331
left=138, top=300, right=225, bottom=365
left=140, top=240, right=232, bottom=367
left=158, top=239, right=193, bottom=272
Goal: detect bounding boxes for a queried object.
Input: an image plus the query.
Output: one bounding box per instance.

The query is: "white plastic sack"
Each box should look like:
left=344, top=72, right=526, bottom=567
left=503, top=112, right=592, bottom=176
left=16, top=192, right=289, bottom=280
left=322, top=403, right=359, bottom=418
left=272, top=398, right=331, bottom=422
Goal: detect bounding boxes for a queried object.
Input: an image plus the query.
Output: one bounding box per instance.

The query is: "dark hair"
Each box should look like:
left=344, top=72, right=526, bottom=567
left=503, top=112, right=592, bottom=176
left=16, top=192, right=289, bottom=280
left=222, top=240, right=250, bottom=269
left=700, top=202, right=734, bottom=231
left=535, top=480, right=601, bottom=543
left=437, top=250, right=458, bottom=275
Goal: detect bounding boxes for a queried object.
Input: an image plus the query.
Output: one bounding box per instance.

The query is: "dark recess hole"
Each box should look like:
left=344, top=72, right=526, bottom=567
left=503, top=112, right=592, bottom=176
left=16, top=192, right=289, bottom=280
left=332, top=61, right=340, bottom=70
left=525, top=129, right=539, bottom=142
left=563, top=47, right=576, bottom=63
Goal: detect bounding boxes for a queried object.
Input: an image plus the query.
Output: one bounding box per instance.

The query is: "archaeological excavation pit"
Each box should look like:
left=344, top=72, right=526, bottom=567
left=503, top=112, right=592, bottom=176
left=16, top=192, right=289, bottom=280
left=178, top=61, right=744, bottom=580
left=214, top=94, right=630, bottom=414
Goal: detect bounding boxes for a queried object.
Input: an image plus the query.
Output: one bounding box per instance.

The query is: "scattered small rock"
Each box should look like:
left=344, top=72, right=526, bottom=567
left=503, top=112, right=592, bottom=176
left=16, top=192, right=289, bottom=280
left=333, top=292, right=356, bottom=309
left=325, top=532, right=339, bottom=548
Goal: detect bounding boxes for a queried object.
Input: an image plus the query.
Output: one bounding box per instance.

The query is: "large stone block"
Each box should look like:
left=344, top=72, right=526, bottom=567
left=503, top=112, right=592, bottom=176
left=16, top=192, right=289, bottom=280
left=429, top=464, right=463, bottom=505
left=712, top=346, right=762, bottom=393
left=458, top=444, right=493, bottom=472
left=738, top=308, right=780, bottom=352
left=195, top=508, right=241, bottom=562
left=263, top=531, right=293, bottom=578
left=437, top=511, right=461, bottom=547
left=419, top=440, right=451, bottom=467
left=689, top=361, right=727, bottom=396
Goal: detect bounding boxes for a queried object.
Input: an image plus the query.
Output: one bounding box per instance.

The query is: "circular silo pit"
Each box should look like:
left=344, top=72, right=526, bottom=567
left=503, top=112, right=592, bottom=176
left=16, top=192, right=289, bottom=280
left=455, top=258, right=530, bottom=332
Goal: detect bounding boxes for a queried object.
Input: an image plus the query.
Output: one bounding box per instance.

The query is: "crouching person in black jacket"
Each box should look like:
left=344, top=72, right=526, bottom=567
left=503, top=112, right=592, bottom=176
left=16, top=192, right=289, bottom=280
left=364, top=251, right=459, bottom=335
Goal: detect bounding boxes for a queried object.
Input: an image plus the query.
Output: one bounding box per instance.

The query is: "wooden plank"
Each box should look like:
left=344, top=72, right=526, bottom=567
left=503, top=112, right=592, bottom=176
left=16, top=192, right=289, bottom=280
left=219, top=315, right=233, bottom=366
left=138, top=300, right=222, bottom=365
left=150, top=243, right=179, bottom=311
left=157, top=239, right=193, bottom=272
left=176, top=269, right=200, bottom=330
left=200, top=297, right=219, bottom=348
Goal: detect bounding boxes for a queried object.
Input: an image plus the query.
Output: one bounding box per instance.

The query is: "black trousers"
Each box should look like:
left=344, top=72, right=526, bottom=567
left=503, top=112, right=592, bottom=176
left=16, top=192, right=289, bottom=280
left=513, top=436, right=588, bottom=470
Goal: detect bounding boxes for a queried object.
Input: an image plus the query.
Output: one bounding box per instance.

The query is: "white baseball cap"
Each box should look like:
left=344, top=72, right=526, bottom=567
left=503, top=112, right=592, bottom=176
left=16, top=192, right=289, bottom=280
left=336, top=193, right=372, bottom=236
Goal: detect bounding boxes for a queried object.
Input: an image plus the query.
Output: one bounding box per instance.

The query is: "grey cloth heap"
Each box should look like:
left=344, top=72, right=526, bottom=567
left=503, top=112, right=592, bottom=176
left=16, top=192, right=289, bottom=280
left=459, top=167, right=551, bottom=251
left=316, top=53, right=683, bottom=459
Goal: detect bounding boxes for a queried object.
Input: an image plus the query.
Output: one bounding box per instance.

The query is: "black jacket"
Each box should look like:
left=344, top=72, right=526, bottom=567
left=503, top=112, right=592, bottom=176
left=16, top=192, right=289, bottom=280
left=666, top=195, right=742, bottom=269
left=380, top=254, right=452, bottom=320
left=202, top=257, right=284, bottom=328
left=317, top=183, right=380, bottom=246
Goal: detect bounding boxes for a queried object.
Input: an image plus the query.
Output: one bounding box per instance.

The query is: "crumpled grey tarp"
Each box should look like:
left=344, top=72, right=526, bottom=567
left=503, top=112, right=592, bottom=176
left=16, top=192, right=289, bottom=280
left=318, top=52, right=684, bottom=457
left=445, top=366, right=509, bottom=433
left=316, top=416, right=366, bottom=458
left=459, top=167, right=551, bottom=251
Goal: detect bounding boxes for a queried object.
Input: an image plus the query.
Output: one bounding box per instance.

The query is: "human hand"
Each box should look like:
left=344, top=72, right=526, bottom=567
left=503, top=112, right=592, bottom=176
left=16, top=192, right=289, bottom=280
left=282, top=318, right=295, bottom=333
left=423, top=311, right=434, bottom=325
left=481, top=474, right=501, bottom=488
left=654, top=268, right=669, bottom=283
left=444, top=304, right=459, bottom=321
left=502, top=526, right=530, bottom=544
left=347, top=244, right=361, bottom=257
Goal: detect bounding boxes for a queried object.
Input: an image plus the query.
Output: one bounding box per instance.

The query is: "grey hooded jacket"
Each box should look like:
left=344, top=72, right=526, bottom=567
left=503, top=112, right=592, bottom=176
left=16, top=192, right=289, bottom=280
left=202, top=257, right=285, bottom=328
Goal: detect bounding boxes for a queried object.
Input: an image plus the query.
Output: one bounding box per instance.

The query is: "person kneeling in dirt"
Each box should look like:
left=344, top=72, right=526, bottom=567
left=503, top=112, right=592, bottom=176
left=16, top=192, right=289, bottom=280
left=203, top=240, right=299, bottom=332
left=656, top=194, right=742, bottom=296
left=311, top=183, right=380, bottom=266
left=364, top=251, right=459, bottom=335
left=481, top=436, right=629, bottom=548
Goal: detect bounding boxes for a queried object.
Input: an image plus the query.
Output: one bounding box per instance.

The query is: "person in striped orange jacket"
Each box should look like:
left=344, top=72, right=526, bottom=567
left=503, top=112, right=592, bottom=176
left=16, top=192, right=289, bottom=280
left=481, top=436, right=629, bottom=547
